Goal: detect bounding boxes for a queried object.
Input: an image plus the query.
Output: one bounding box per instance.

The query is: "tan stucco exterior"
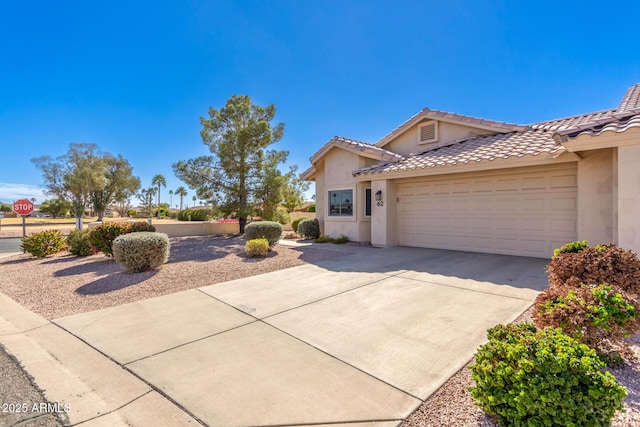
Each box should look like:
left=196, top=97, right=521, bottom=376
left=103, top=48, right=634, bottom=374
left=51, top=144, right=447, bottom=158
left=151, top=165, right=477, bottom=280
left=304, top=87, right=640, bottom=257
left=382, top=121, right=495, bottom=157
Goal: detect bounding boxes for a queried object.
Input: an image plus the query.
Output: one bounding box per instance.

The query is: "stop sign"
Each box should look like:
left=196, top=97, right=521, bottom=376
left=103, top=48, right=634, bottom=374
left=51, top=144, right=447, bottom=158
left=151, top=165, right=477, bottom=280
left=13, top=199, right=35, bottom=216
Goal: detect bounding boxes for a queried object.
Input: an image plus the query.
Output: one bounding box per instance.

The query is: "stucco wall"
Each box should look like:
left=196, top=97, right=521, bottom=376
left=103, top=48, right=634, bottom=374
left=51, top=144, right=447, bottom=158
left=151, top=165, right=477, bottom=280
left=320, top=149, right=370, bottom=241
left=617, top=145, right=640, bottom=255
left=384, top=121, right=495, bottom=157
left=577, top=149, right=615, bottom=244
left=370, top=179, right=398, bottom=246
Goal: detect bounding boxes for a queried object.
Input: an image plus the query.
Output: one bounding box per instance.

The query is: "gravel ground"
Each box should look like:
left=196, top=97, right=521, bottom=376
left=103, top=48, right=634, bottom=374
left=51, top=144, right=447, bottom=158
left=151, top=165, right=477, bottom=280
left=2, top=236, right=638, bottom=425
left=0, top=235, right=350, bottom=320
left=0, top=344, right=65, bottom=427
left=402, top=307, right=640, bottom=427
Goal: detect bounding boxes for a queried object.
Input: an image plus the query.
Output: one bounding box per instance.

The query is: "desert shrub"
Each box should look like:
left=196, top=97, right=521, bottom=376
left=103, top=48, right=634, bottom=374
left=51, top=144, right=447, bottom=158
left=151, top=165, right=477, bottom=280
left=315, top=235, right=334, bottom=243
left=275, top=208, right=290, bottom=225
left=469, top=323, right=626, bottom=427
left=553, top=240, right=588, bottom=257
left=548, top=243, right=640, bottom=296
left=89, top=222, right=156, bottom=256
left=533, top=283, right=640, bottom=353
left=177, top=209, right=210, bottom=221
left=298, top=218, right=320, bottom=239
left=291, top=217, right=310, bottom=233
left=332, top=235, right=349, bottom=244
left=127, top=209, right=137, bottom=217
left=66, top=229, right=95, bottom=256
left=112, top=232, right=170, bottom=272
left=127, top=221, right=156, bottom=233
left=245, top=238, right=269, bottom=257
left=21, top=230, right=66, bottom=258
left=308, top=204, right=316, bottom=212
left=244, top=221, right=282, bottom=249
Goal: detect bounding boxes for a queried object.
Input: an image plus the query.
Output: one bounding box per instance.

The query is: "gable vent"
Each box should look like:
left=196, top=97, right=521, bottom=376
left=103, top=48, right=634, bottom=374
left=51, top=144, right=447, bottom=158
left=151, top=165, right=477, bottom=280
left=419, top=121, right=438, bottom=143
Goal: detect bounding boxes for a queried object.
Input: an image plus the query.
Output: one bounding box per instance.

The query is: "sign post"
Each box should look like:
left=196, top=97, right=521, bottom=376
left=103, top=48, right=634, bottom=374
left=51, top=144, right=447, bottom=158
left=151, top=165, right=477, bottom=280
left=0, top=212, right=4, bottom=231
left=13, top=199, right=35, bottom=237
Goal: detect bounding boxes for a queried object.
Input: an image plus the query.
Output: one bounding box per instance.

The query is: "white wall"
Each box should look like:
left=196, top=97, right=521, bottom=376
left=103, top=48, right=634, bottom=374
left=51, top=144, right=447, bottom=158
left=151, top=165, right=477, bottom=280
left=370, top=179, right=398, bottom=246
left=577, top=149, right=615, bottom=244
left=617, top=145, right=640, bottom=255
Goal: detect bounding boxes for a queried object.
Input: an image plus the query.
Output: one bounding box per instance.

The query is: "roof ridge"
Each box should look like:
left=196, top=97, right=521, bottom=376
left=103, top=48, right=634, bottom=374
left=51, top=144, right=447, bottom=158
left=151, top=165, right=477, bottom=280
left=618, top=83, right=640, bottom=112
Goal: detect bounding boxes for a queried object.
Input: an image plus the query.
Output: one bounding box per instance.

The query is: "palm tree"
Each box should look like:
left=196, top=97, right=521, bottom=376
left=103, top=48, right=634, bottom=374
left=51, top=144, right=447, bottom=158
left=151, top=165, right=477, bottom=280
left=192, top=195, right=197, bottom=206
left=151, top=174, right=166, bottom=217
left=169, top=189, right=173, bottom=209
left=176, top=186, right=187, bottom=210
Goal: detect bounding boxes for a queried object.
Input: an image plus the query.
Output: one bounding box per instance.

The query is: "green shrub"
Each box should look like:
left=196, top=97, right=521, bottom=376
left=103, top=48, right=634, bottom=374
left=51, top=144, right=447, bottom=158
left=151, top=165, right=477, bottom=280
left=21, top=230, right=66, bottom=258
left=298, top=218, right=320, bottom=239
left=291, top=217, right=310, bottom=233
left=332, top=235, right=349, bottom=244
left=127, top=221, right=156, bottom=233
left=66, top=229, right=95, bottom=256
left=315, top=235, right=334, bottom=243
left=308, top=204, right=316, bottom=212
left=245, top=238, right=269, bottom=257
left=177, top=209, right=211, bottom=221
left=89, top=221, right=156, bottom=257
left=469, top=323, right=626, bottom=427
left=244, top=221, right=282, bottom=249
left=533, top=283, right=640, bottom=353
left=275, top=208, right=290, bottom=225
left=553, top=240, right=588, bottom=258
left=112, top=232, right=170, bottom=272
left=548, top=243, right=640, bottom=296
left=127, top=209, right=137, bottom=217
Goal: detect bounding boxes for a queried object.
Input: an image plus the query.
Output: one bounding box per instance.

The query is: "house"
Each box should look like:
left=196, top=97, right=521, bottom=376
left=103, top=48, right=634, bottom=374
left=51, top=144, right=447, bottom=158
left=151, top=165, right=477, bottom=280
left=302, top=83, right=640, bottom=258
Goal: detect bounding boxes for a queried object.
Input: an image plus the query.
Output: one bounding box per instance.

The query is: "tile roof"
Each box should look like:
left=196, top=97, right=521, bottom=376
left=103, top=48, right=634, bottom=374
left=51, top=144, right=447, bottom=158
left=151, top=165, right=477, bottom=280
left=356, top=129, right=564, bottom=176
left=310, top=136, right=404, bottom=164
left=355, top=84, right=640, bottom=176
left=375, top=108, right=527, bottom=148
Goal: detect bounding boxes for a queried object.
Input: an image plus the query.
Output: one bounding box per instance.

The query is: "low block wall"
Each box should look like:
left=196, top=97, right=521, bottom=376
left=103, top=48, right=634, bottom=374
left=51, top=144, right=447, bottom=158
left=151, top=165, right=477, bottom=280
left=154, top=222, right=239, bottom=237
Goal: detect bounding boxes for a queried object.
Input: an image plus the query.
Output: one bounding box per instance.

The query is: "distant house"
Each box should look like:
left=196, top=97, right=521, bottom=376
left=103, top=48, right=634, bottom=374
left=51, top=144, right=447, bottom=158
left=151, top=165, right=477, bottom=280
left=302, top=83, right=640, bottom=258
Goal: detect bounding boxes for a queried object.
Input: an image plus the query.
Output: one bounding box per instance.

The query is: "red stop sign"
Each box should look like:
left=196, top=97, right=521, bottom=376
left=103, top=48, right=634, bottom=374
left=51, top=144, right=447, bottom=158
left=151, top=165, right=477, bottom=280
left=13, top=199, right=35, bottom=216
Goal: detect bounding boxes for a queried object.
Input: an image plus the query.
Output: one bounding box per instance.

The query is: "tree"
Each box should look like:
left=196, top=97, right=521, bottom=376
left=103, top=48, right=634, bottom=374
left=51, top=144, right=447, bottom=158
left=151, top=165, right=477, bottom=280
left=32, top=143, right=105, bottom=224
left=137, top=187, right=157, bottom=217
left=175, top=186, right=187, bottom=210
left=173, top=95, right=285, bottom=232
left=90, top=154, right=140, bottom=221
left=38, top=198, right=72, bottom=218
left=0, top=203, right=11, bottom=213
left=151, top=174, right=166, bottom=218
left=254, top=150, right=287, bottom=220
left=281, top=165, right=311, bottom=213
left=169, top=189, right=174, bottom=208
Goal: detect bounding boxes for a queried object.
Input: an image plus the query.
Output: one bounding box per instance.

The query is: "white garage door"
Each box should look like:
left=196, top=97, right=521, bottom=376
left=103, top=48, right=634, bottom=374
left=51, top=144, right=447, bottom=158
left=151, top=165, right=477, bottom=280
left=397, top=164, right=577, bottom=258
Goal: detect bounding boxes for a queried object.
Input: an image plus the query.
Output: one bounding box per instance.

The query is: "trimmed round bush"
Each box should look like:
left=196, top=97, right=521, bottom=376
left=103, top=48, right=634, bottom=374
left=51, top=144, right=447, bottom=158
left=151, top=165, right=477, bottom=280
left=177, top=209, right=211, bottom=221
left=548, top=242, right=640, bottom=296
left=533, top=283, right=640, bottom=353
left=469, top=323, right=626, bottom=427
left=291, top=216, right=311, bottom=233
left=297, top=218, right=320, bottom=239
left=21, top=230, right=66, bottom=258
left=245, top=238, right=269, bottom=257
left=66, top=229, right=95, bottom=256
left=244, top=221, right=282, bottom=249
left=112, top=232, right=170, bottom=272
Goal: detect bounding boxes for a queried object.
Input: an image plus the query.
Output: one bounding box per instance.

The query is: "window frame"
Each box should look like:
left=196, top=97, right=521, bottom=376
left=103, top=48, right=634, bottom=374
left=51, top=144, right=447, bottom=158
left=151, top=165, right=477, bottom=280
left=327, top=187, right=355, bottom=219
left=364, top=187, right=372, bottom=218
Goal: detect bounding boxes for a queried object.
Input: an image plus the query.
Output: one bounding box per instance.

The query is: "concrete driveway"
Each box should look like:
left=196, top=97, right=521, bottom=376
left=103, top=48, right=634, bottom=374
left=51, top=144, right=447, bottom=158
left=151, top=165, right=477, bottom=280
left=2, top=244, right=548, bottom=426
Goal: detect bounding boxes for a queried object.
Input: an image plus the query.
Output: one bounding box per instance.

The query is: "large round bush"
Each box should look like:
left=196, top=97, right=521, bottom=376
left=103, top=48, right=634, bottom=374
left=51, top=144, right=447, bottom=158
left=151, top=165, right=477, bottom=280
left=291, top=217, right=311, bottom=233
left=89, top=221, right=156, bottom=256
left=21, top=230, right=66, bottom=258
left=469, top=323, right=626, bottom=427
left=112, top=232, right=170, bottom=272
left=244, top=221, right=282, bottom=249
left=297, top=218, right=320, bottom=239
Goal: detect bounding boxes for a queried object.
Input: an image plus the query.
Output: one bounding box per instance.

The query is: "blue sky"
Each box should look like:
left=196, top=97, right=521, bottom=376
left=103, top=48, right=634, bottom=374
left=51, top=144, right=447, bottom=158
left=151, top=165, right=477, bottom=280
left=1, top=1, right=638, bottom=206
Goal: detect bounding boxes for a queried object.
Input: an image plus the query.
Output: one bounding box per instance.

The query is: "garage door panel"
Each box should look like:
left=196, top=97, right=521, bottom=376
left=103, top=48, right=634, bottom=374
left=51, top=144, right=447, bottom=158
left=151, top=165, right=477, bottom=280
left=397, top=165, right=577, bottom=258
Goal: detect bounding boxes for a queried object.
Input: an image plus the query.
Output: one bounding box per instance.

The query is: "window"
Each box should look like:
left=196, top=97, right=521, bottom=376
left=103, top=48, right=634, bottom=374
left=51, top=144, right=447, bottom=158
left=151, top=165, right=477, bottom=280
left=364, top=188, right=372, bottom=217
left=328, top=189, right=353, bottom=217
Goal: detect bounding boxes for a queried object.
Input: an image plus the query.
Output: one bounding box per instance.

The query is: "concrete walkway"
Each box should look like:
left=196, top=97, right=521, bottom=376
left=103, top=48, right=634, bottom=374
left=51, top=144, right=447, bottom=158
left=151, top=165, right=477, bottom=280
left=0, top=244, right=548, bottom=426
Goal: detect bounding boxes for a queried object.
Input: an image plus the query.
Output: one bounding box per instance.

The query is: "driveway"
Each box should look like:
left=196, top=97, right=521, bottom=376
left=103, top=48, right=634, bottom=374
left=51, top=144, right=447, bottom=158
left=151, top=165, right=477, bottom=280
left=1, top=244, right=548, bottom=426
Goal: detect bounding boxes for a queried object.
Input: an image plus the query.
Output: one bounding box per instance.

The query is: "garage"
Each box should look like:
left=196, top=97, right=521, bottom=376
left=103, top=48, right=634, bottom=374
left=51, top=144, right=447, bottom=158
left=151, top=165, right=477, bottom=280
left=397, top=163, right=578, bottom=258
